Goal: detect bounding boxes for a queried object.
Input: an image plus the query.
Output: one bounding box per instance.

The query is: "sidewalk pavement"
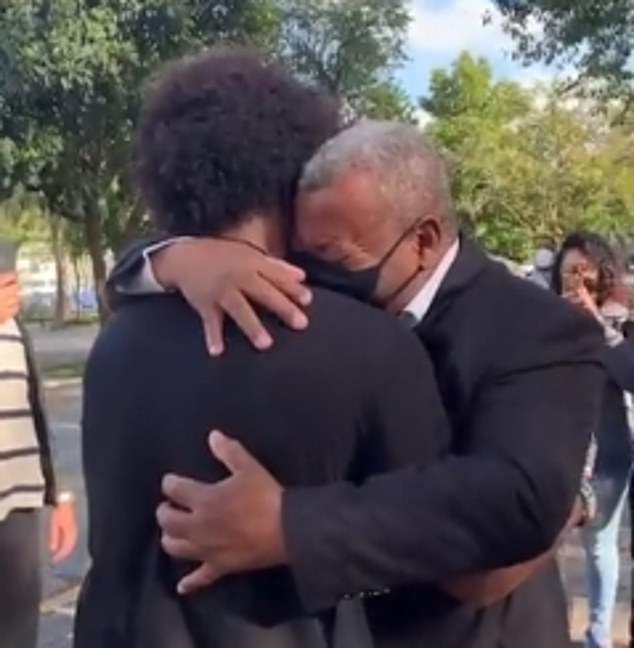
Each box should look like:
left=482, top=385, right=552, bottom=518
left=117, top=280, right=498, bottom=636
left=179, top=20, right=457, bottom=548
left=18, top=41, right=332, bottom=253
left=39, top=588, right=77, bottom=648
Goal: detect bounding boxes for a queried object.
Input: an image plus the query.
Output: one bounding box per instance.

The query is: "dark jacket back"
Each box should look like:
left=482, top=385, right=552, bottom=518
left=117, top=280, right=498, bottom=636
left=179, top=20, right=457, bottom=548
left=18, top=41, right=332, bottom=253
left=74, top=288, right=450, bottom=648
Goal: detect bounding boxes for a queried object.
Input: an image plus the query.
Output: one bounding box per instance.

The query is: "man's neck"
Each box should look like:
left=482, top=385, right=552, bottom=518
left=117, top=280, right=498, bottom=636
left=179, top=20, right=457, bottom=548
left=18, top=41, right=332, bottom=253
left=222, top=213, right=287, bottom=258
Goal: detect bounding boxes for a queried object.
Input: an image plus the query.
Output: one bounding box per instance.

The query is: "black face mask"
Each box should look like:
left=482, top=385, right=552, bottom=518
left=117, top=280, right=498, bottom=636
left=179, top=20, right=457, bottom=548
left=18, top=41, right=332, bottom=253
left=292, top=223, right=422, bottom=306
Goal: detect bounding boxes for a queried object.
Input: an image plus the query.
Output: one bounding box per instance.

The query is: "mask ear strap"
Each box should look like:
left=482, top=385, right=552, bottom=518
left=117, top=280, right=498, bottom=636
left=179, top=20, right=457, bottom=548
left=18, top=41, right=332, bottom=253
left=378, top=219, right=422, bottom=270
left=382, top=264, right=425, bottom=309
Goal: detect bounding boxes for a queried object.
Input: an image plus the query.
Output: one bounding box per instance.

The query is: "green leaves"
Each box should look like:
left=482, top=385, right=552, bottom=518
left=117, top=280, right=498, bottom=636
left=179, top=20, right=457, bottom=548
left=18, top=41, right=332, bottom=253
left=494, top=0, right=634, bottom=104
left=1, top=0, right=413, bottom=239
left=423, top=52, right=634, bottom=260
left=0, top=0, right=282, bottom=235
left=278, top=0, right=412, bottom=117
left=0, top=0, right=413, bottom=320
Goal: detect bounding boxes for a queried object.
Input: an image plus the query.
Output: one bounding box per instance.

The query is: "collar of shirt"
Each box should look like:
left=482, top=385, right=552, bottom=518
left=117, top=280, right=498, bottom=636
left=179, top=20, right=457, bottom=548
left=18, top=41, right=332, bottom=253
left=403, top=239, right=460, bottom=326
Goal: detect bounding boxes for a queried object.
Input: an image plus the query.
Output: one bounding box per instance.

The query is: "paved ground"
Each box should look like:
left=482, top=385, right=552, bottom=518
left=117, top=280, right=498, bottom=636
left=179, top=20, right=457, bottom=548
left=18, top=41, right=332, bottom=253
left=38, top=380, right=85, bottom=648
left=27, top=322, right=99, bottom=371
left=30, top=325, right=94, bottom=648
left=32, top=324, right=632, bottom=647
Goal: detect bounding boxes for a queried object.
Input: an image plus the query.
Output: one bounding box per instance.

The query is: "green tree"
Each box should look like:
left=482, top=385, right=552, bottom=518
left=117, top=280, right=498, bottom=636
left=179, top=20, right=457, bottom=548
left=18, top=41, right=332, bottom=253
left=423, top=53, right=634, bottom=259
left=422, top=53, right=534, bottom=257
left=360, top=82, right=415, bottom=121
left=493, top=0, right=634, bottom=108
left=0, top=0, right=279, bottom=321
left=1, top=0, right=413, bottom=322
left=0, top=192, right=47, bottom=245
left=278, top=0, right=412, bottom=118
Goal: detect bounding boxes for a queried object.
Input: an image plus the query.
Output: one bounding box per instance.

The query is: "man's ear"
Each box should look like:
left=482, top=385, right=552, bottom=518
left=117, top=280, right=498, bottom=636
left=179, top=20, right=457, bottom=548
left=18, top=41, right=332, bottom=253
left=416, top=218, right=443, bottom=268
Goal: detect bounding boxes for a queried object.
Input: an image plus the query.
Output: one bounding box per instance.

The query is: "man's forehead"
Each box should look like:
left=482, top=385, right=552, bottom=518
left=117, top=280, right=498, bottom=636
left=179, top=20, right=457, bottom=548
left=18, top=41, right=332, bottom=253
left=293, top=176, right=392, bottom=260
left=297, top=170, right=381, bottom=227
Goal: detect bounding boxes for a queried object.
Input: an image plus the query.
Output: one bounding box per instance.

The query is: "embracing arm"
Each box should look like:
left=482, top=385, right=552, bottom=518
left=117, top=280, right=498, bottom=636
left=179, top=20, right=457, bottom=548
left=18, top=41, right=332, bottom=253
left=105, top=236, right=172, bottom=308
left=106, top=237, right=310, bottom=353
left=283, top=361, right=603, bottom=612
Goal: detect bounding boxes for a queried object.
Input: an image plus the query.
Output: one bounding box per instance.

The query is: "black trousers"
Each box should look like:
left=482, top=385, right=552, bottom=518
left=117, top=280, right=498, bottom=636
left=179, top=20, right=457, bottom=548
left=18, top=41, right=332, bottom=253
left=0, top=509, right=42, bottom=648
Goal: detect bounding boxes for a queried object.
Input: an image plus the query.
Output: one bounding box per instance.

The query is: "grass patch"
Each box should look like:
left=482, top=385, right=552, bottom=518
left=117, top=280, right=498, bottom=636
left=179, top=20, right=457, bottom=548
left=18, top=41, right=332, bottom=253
left=42, top=362, right=85, bottom=381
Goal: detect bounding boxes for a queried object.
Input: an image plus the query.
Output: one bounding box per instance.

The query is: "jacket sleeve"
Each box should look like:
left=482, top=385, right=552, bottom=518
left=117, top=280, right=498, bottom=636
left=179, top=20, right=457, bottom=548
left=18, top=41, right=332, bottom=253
left=283, top=353, right=603, bottom=613
left=284, top=320, right=452, bottom=613
left=105, top=235, right=171, bottom=310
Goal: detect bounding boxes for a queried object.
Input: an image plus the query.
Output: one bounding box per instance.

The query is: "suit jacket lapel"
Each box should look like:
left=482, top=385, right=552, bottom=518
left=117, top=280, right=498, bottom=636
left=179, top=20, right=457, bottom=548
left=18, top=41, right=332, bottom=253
left=415, top=236, right=488, bottom=337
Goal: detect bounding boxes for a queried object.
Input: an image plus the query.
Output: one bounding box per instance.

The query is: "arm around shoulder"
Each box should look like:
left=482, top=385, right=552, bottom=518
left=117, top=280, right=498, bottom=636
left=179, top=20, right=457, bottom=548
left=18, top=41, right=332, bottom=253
left=105, top=235, right=179, bottom=308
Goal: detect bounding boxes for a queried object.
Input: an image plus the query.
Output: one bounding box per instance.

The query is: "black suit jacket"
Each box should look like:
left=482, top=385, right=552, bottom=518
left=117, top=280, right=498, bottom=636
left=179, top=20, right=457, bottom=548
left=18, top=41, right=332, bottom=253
left=283, top=238, right=604, bottom=647
left=74, top=287, right=451, bottom=648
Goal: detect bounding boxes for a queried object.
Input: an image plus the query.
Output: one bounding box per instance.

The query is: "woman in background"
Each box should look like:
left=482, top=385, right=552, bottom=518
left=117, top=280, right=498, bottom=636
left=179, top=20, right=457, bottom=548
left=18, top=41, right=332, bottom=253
left=553, top=232, right=634, bottom=648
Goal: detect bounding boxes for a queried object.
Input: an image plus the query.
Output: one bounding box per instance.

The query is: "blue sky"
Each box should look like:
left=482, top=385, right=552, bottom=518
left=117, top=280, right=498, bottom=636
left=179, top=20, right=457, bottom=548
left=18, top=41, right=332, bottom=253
left=397, top=0, right=553, bottom=103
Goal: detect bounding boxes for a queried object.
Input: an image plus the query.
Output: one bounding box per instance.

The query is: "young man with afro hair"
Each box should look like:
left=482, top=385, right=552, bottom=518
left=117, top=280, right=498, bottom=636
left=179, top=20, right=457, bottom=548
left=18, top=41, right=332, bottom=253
left=74, top=46, right=450, bottom=648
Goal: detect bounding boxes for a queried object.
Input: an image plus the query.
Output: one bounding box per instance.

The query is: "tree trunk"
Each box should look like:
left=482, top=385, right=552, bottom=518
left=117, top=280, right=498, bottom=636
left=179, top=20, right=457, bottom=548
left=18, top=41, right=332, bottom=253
left=83, top=205, right=109, bottom=325
left=72, top=256, right=82, bottom=321
left=120, top=199, right=147, bottom=254
left=50, top=215, right=69, bottom=328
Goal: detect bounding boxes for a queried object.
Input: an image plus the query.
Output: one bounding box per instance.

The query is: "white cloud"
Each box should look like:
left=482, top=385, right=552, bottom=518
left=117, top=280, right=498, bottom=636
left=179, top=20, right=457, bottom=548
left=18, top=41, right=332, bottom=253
left=515, top=66, right=557, bottom=89
left=408, top=0, right=511, bottom=56
left=406, top=0, right=555, bottom=88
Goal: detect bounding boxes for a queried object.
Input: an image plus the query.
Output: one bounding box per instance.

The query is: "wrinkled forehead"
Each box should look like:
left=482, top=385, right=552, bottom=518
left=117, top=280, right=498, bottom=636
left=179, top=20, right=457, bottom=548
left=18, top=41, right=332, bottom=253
left=293, top=170, right=391, bottom=257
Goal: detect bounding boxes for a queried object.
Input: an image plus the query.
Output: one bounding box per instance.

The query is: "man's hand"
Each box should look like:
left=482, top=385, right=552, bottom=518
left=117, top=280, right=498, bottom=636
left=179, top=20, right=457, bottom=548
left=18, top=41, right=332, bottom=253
left=157, top=431, right=287, bottom=595
left=0, top=272, right=20, bottom=323
left=49, top=500, right=78, bottom=564
left=152, top=239, right=312, bottom=355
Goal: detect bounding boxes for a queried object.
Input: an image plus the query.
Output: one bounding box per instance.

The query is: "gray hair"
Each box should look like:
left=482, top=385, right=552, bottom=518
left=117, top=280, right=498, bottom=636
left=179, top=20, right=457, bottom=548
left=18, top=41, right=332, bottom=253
left=299, top=119, right=457, bottom=232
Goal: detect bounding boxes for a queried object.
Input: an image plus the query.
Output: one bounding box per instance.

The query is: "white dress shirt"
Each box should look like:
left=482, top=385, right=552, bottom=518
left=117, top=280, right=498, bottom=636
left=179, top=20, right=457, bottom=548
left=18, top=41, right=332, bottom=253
left=402, top=239, right=460, bottom=325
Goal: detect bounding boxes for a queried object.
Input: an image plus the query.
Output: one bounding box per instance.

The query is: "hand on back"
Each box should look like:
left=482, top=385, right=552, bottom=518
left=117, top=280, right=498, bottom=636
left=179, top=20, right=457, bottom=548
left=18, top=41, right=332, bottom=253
left=153, top=239, right=312, bottom=354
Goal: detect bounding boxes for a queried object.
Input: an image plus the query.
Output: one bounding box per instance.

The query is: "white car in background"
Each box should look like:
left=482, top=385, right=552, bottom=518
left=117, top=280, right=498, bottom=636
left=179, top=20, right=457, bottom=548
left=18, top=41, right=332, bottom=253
left=20, top=275, right=57, bottom=319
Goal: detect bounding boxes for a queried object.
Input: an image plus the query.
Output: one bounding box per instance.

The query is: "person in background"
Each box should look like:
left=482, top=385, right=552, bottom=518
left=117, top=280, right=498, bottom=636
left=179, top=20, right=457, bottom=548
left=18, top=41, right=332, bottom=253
left=527, top=238, right=557, bottom=290
left=552, top=232, right=634, bottom=648
left=0, top=271, right=78, bottom=648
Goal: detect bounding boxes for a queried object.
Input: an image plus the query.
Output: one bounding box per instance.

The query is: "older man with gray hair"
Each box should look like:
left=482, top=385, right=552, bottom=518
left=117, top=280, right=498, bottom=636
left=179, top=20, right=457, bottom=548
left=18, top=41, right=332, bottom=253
left=110, top=119, right=603, bottom=648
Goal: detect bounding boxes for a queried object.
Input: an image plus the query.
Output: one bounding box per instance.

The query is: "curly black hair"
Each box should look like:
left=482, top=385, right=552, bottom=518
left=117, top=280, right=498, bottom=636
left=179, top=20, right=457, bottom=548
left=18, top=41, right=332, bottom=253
left=135, top=47, right=340, bottom=237
left=552, top=231, right=623, bottom=306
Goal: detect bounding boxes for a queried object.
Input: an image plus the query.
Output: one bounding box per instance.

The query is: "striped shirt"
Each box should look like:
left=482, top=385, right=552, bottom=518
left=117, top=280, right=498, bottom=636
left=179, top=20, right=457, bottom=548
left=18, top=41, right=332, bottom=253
left=0, top=318, right=45, bottom=521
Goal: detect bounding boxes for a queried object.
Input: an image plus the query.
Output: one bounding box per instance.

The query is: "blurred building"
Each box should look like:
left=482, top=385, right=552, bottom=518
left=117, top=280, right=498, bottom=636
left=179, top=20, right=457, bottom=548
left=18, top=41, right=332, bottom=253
left=17, top=243, right=101, bottom=321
